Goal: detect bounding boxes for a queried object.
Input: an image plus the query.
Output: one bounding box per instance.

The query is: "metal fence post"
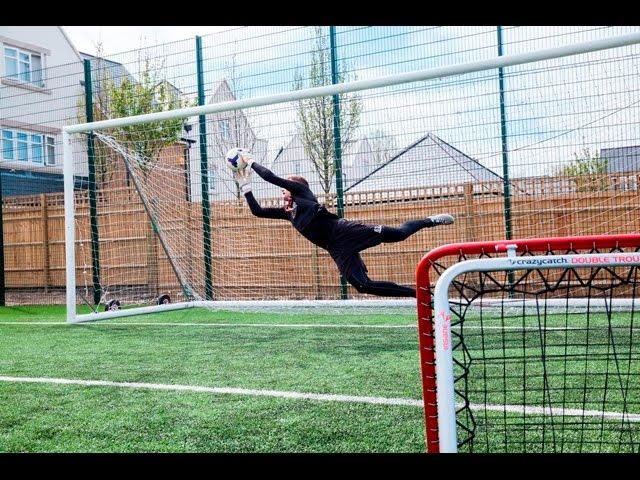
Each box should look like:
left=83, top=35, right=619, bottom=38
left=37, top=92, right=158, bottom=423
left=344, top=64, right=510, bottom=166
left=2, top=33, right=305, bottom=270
left=497, top=26, right=515, bottom=293
left=196, top=36, right=214, bottom=300
left=0, top=152, right=5, bottom=306
left=497, top=26, right=513, bottom=241
left=330, top=25, right=348, bottom=300
left=84, top=59, right=102, bottom=306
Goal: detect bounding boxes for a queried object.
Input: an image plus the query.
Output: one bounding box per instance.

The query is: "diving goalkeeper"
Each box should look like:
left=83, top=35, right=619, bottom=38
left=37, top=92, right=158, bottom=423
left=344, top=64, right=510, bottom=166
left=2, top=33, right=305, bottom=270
left=228, top=148, right=454, bottom=298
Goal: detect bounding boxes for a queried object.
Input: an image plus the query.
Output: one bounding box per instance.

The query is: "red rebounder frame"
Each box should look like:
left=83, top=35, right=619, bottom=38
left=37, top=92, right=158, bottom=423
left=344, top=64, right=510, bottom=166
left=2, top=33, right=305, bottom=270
left=415, top=233, right=640, bottom=453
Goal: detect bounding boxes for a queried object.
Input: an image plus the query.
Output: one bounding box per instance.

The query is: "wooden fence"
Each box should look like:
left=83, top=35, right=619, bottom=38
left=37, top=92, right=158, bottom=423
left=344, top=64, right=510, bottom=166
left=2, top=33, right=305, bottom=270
left=2, top=171, right=640, bottom=304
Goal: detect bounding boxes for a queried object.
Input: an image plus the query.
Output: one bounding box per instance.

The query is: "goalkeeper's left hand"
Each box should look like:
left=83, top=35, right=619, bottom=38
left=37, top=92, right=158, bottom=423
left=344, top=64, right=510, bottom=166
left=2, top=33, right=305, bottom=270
left=240, top=151, right=254, bottom=170
left=234, top=167, right=252, bottom=195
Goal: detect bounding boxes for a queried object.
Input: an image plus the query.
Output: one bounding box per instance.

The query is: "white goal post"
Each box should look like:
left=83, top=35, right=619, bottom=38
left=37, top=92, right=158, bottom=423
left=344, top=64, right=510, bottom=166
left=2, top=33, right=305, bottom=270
left=63, top=32, right=640, bottom=324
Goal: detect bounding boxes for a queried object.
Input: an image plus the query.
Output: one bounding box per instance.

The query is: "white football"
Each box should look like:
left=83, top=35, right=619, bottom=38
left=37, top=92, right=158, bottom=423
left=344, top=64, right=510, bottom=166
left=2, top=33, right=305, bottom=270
left=225, top=147, right=250, bottom=172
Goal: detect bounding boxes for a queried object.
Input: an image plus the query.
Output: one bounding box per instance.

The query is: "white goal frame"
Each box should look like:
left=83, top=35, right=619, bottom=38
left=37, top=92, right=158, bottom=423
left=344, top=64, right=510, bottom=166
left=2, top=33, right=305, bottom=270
left=63, top=32, right=640, bottom=323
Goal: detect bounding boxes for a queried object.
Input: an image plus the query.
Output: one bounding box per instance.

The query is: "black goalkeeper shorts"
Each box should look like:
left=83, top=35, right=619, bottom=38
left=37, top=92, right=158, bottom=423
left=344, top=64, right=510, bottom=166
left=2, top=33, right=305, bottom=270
left=327, top=219, right=384, bottom=276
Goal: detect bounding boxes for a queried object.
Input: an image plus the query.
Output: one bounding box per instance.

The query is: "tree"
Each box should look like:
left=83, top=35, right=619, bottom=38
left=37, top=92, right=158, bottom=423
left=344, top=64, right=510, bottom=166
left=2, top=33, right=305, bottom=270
left=559, top=143, right=609, bottom=192
left=77, top=45, right=191, bottom=182
left=105, top=58, right=189, bottom=178
left=224, top=48, right=261, bottom=156
left=76, top=44, right=117, bottom=185
left=293, top=26, right=361, bottom=201
left=213, top=46, right=264, bottom=199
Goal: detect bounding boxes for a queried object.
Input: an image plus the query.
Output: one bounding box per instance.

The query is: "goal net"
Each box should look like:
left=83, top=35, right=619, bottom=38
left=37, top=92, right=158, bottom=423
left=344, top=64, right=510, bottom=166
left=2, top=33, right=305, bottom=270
left=416, top=234, right=640, bottom=453
left=61, top=32, right=640, bottom=323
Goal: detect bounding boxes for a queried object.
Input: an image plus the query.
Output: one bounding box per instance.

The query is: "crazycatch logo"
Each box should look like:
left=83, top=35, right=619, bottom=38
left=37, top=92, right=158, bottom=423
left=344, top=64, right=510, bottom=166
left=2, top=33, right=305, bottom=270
left=438, top=311, right=451, bottom=351
left=508, top=257, right=570, bottom=267
left=507, top=254, right=640, bottom=267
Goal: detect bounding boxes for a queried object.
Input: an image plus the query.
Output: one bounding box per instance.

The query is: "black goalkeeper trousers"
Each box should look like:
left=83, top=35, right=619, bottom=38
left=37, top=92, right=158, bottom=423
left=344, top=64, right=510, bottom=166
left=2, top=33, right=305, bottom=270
left=345, top=265, right=417, bottom=298
left=338, top=219, right=432, bottom=298
left=380, top=219, right=434, bottom=243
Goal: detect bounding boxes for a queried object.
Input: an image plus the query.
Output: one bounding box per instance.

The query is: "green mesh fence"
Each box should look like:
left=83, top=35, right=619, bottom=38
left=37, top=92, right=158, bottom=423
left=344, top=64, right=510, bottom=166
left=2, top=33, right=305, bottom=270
left=1, top=26, right=640, bottom=306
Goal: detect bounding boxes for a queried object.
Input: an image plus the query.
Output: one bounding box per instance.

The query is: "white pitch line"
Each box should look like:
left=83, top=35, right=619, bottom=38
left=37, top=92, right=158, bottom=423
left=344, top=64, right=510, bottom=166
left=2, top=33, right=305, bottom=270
left=0, top=322, right=633, bottom=332
left=1, top=375, right=639, bottom=422
left=474, top=403, right=640, bottom=422
left=0, top=322, right=415, bottom=329
left=0, top=375, right=421, bottom=407
left=461, top=326, right=638, bottom=331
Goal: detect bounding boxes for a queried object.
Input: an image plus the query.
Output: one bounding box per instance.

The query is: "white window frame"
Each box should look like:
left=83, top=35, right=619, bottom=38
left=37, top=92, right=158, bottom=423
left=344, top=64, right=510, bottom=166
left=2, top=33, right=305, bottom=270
left=208, top=166, right=216, bottom=193
left=45, top=136, right=56, bottom=165
left=218, top=119, right=231, bottom=142
left=3, top=45, right=45, bottom=88
left=2, top=130, right=14, bottom=161
left=16, top=132, right=28, bottom=161
left=1, top=128, right=55, bottom=165
left=31, top=134, right=43, bottom=164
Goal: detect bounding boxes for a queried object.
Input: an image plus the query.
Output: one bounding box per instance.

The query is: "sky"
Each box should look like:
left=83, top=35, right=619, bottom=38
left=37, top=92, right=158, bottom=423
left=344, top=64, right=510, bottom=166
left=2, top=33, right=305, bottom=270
left=62, top=26, right=243, bottom=56
left=59, top=26, right=640, bottom=182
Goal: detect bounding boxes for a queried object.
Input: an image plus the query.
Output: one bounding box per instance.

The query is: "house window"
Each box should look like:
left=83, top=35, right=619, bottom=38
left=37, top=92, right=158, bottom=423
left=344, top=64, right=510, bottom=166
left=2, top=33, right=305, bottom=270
left=31, top=135, right=43, bottom=163
left=4, top=46, right=44, bottom=87
left=183, top=147, right=191, bottom=201
left=45, top=136, right=55, bottom=165
left=208, top=170, right=216, bottom=193
left=17, top=133, right=28, bottom=161
left=218, top=119, right=230, bottom=142
left=4, top=48, right=18, bottom=77
left=2, top=130, right=13, bottom=160
left=1, top=129, right=55, bottom=165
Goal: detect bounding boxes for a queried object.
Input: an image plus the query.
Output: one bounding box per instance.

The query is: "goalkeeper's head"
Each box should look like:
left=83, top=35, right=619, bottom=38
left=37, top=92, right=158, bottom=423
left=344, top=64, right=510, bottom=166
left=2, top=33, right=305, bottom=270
left=282, top=175, right=309, bottom=210
left=287, top=175, right=308, bottom=187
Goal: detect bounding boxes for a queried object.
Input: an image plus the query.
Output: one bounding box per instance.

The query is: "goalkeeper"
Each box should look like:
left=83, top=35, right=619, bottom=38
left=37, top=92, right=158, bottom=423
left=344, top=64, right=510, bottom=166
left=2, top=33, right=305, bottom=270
left=229, top=149, right=454, bottom=298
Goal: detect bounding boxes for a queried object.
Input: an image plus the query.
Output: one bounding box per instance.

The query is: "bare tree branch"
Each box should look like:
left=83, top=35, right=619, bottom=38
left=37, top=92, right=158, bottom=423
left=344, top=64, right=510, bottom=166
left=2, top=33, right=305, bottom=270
left=292, top=27, right=361, bottom=202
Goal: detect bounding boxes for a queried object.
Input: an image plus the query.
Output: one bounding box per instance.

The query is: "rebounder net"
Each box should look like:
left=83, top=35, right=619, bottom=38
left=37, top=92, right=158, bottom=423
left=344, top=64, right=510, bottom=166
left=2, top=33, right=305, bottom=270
left=416, top=235, right=640, bottom=453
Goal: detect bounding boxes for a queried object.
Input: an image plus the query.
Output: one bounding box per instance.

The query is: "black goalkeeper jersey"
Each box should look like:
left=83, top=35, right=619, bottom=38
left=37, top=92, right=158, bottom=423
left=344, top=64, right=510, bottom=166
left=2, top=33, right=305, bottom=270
left=244, top=162, right=340, bottom=250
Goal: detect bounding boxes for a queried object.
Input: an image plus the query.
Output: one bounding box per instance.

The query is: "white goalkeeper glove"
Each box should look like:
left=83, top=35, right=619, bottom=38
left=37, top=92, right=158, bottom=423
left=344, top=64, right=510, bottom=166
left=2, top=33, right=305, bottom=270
left=241, top=151, right=254, bottom=170
left=234, top=167, right=252, bottom=195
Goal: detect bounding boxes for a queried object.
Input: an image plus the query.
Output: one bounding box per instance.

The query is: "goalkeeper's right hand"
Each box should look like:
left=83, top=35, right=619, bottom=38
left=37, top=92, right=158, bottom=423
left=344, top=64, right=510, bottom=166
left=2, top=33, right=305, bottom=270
left=234, top=168, right=252, bottom=195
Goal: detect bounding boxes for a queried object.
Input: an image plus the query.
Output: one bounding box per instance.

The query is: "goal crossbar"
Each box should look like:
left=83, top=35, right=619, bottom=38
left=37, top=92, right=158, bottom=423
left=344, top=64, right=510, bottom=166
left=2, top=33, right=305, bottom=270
left=63, top=32, right=640, bottom=135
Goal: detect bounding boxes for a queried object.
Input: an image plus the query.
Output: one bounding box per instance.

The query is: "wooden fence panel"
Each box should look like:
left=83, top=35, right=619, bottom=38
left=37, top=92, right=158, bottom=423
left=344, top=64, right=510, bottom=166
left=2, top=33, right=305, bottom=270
left=2, top=173, right=639, bottom=303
